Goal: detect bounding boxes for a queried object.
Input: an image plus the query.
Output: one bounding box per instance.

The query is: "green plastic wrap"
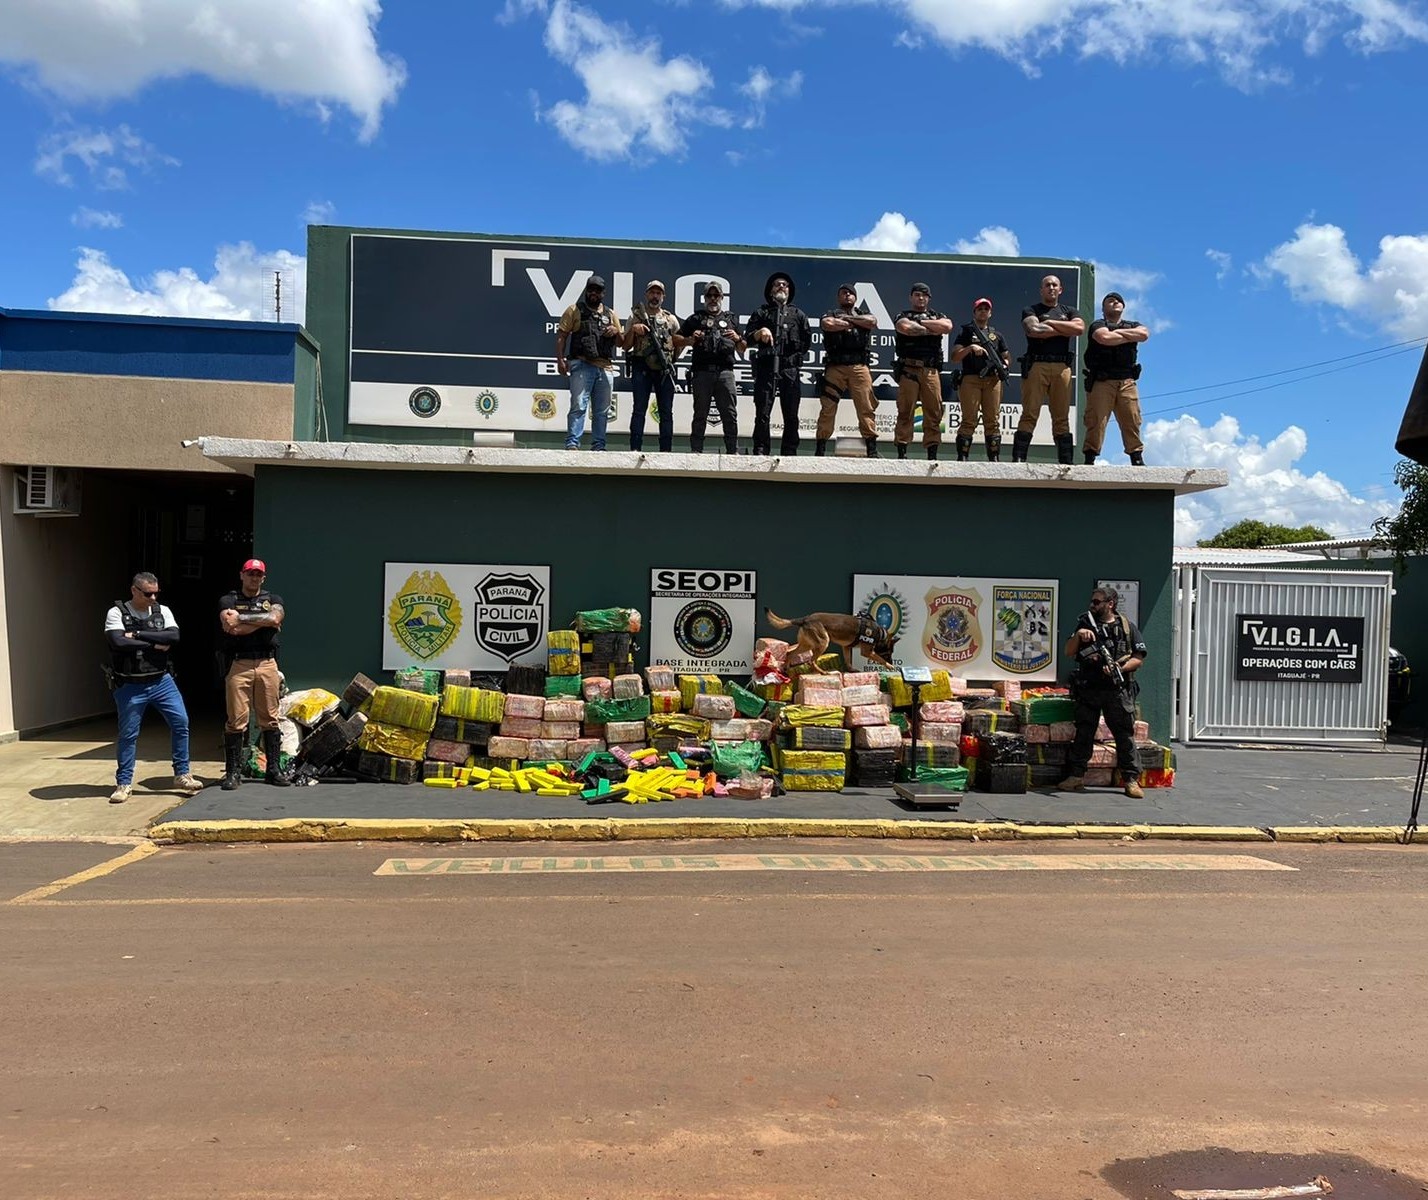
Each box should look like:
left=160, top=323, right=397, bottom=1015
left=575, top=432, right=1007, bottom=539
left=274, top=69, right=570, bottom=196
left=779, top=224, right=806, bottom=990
left=393, top=667, right=442, bottom=695
left=727, top=681, right=766, bottom=718
left=544, top=674, right=583, bottom=698
left=573, top=607, right=642, bottom=633
left=711, top=740, right=766, bottom=778
left=586, top=695, right=653, bottom=724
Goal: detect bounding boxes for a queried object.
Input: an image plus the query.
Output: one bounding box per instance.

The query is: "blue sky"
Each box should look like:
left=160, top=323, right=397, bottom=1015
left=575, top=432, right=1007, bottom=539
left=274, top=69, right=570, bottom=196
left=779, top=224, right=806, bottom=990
left=3, top=0, right=1427, bottom=543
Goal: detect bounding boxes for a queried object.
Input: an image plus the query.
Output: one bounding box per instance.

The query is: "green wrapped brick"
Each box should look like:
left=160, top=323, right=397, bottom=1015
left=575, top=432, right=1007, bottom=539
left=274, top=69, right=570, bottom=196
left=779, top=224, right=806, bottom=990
left=573, top=607, right=640, bottom=633
left=1012, top=696, right=1076, bottom=724
left=711, top=740, right=767, bottom=778
left=545, top=674, right=583, bottom=698
left=393, top=667, right=442, bottom=695
left=727, top=681, right=766, bottom=718
left=369, top=685, right=439, bottom=732
left=586, top=695, right=652, bottom=724
left=917, top=765, right=968, bottom=792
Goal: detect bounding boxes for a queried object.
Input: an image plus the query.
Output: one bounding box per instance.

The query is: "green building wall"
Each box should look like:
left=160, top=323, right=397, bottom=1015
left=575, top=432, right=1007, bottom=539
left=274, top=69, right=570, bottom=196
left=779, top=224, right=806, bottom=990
left=253, top=465, right=1177, bottom=737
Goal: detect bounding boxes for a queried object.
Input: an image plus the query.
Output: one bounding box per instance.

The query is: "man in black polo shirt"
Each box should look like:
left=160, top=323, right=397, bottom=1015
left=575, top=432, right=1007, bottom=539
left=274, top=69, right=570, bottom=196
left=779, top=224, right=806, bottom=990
left=218, top=558, right=288, bottom=790
left=1016, top=275, right=1085, bottom=464
left=680, top=282, right=745, bottom=455
left=1083, top=291, right=1151, bottom=465
left=891, top=282, right=952, bottom=460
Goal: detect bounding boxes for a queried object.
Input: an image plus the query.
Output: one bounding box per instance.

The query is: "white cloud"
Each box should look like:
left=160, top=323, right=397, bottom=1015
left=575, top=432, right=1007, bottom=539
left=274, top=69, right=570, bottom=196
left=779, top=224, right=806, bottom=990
left=953, top=225, right=1020, bottom=258
left=1258, top=221, right=1428, bottom=337
left=0, top=0, right=406, bottom=141
left=71, top=207, right=123, bottom=230
left=536, top=0, right=727, bottom=161
left=738, top=65, right=803, bottom=128
left=840, top=212, right=921, bottom=253
left=302, top=199, right=336, bottom=225
left=1207, top=248, right=1234, bottom=282
left=498, top=0, right=549, bottom=22
left=34, top=124, right=177, bottom=189
left=49, top=244, right=307, bottom=323
left=900, top=0, right=1428, bottom=89
left=1090, top=259, right=1172, bottom=332
left=1147, top=414, right=1396, bottom=542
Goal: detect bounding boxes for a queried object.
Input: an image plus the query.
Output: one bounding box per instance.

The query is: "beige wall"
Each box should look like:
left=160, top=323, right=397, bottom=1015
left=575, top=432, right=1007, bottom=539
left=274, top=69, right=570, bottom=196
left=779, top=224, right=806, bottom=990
left=0, top=372, right=294, bottom=474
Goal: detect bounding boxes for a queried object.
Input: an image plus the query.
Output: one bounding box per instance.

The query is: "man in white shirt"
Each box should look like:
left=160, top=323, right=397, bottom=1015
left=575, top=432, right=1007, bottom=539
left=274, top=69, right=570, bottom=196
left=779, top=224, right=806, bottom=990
left=104, top=572, right=203, bottom=803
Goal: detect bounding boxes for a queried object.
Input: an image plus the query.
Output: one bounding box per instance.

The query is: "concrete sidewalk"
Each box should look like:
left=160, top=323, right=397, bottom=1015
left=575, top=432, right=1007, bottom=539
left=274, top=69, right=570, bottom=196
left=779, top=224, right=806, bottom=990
left=2, top=718, right=1421, bottom=843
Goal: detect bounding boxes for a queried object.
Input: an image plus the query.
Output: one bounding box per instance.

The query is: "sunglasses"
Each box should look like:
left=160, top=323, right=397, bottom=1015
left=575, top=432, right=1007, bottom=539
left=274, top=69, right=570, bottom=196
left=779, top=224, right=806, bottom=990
left=134, top=588, right=160, bottom=597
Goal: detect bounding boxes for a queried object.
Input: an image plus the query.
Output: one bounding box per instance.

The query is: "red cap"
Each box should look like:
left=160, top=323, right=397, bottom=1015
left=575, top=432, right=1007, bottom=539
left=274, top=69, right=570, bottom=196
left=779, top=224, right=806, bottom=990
left=242, top=558, right=267, bottom=574
left=974, top=297, right=993, bottom=310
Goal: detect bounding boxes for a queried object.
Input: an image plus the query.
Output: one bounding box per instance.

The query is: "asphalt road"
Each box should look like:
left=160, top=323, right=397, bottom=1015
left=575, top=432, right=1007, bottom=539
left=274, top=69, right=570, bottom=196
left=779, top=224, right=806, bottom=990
left=4, top=839, right=1427, bottom=1199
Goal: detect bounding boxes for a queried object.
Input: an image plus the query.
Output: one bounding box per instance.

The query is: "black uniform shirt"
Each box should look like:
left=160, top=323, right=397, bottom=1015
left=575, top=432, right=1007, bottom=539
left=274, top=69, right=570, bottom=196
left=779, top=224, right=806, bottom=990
left=893, top=309, right=948, bottom=364
left=1072, top=611, right=1147, bottom=688
left=744, top=303, right=811, bottom=365
left=1085, top=319, right=1144, bottom=378
left=680, top=310, right=739, bottom=372
left=219, top=589, right=284, bottom=659
left=953, top=322, right=1010, bottom=373
left=1021, top=302, right=1082, bottom=359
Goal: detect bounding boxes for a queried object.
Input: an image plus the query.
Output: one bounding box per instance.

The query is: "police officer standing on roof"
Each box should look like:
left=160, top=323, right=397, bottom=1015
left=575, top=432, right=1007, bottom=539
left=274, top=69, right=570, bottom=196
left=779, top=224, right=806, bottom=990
left=1083, top=291, right=1150, bottom=465
left=818, top=283, right=881, bottom=457
left=745, top=271, right=812, bottom=456
left=555, top=273, right=623, bottom=452
left=1016, top=274, right=1085, bottom=464
left=218, top=558, right=288, bottom=791
left=623, top=278, right=683, bottom=453
left=951, top=298, right=1012, bottom=461
left=680, top=281, right=745, bottom=455
left=1059, top=585, right=1147, bottom=800
left=104, top=572, right=204, bottom=804
left=892, top=282, right=952, bottom=460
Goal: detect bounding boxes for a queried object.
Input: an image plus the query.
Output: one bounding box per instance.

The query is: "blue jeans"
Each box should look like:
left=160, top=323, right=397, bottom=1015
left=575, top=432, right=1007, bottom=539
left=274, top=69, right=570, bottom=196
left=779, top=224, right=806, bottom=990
left=114, top=673, right=191, bottom=785
left=565, top=359, right=614, bottom=450
left=629, top=364, right=675, bottom=451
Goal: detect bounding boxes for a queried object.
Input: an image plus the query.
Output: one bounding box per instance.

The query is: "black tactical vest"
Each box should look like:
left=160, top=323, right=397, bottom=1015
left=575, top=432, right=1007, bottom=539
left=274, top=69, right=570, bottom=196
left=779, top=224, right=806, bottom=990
left=1085, top=322, right=1141, bottom=380
left=573, top=300, right=618, bottom=362
left=110, top=603, right=170, bottom=679
left=692, top=310, right=737, bottom=371
left=824, top=312, right=871, bottom=366
left=894, top=309, right=944, bottom=366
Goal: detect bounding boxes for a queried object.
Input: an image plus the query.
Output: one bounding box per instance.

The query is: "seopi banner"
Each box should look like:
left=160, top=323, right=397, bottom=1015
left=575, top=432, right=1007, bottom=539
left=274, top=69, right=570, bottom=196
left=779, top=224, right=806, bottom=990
left=853, top=575, right=1060, bottom=681
left=346, top=232, right=1086, bottom=445
left=649, top=567, right=757, bottom=675
left=383, top=563, right=550, bottom=672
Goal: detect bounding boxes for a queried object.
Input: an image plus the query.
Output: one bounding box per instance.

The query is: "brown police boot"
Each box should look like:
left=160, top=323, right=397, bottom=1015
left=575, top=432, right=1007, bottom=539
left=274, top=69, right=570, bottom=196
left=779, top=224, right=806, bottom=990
left=1124, top=780, right=1145, bottom=799
left=1059, top=775, right=1086, bottom=793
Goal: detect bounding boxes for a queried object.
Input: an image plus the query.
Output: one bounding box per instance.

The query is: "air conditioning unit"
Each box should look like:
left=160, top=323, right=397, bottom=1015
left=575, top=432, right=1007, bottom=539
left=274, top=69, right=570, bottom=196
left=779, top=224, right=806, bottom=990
left=13, top=466, right=82, bottom=517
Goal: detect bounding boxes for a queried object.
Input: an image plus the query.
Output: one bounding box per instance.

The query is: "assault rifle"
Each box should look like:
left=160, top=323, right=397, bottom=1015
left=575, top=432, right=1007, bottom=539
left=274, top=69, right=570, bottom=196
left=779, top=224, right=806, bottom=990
left=634, top=305, right=680, bottom=392
left=1073, top=612, right=1132, bottom=692
left=968, top=322, right=1010, bottom=384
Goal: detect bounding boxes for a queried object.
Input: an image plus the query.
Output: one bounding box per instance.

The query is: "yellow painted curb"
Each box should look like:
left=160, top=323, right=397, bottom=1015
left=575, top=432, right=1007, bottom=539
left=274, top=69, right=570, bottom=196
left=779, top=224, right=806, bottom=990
left=1142, top=825, right=1273, bottom=841
left=1011, top=825, right=1082, bottom=840
left=1268, top=826, right=1338, bottom=843
left=1330, top=826, right=1406, bottom=844
left=1070, top=825, right=1150, bottom=840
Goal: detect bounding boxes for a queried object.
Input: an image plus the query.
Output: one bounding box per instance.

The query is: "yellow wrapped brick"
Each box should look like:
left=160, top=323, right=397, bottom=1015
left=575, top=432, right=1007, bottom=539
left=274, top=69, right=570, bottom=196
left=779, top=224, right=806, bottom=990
left=780, top=704, right=844, bottom=728
left=920, top=670, right=954, bottom=702
left=779, top=749, right=846, bottom=792
left=440, top=685, right=504, bottom=723
left=646, top=712, right=712, bottom=740
left=368, top=685, right=439, bottom=732
left=678, top=674, right=724, bottom=708
left=358, top=720, right=430, bottom=762
left=815, top=653, right=843, bottom=673
left=546, top=629, right=582, bottom=676
left=883, top=669, right=952, bottom=707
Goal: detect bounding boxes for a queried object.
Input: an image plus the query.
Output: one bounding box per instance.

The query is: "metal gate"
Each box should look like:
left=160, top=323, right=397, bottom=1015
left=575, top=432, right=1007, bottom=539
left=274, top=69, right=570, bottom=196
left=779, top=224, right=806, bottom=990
left=1175, top=567, right=1392, bottom=744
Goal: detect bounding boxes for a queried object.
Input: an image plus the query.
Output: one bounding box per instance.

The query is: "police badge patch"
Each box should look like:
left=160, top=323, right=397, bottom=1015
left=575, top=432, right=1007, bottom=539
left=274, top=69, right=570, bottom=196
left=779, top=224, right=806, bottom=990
left=388, top=571, right=462, bottom=661
left=531, top=391, right=557, bottom=420
left=408, top=386, right=441, bottom=418
left=473, top=571, right=547, bottom=663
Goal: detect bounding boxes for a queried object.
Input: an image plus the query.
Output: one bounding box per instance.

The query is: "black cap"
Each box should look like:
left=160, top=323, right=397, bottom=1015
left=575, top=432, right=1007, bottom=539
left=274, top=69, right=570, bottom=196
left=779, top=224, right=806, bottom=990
left=911, top=281, right=931, bottom=294
left=1103, top=291, right=1125, bottom=304
left=838, top=282, right=857, bottom=295
left=586, top=275, right=606, bottom=290
left=704, top=281, right=724, bottom=295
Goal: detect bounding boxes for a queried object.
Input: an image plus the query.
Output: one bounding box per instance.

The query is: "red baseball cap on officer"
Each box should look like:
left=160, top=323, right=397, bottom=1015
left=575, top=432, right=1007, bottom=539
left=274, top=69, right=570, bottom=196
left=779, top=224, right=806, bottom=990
left=242, top=558, right=267, bottom=574
left=974, top=297, right=993, bottom=310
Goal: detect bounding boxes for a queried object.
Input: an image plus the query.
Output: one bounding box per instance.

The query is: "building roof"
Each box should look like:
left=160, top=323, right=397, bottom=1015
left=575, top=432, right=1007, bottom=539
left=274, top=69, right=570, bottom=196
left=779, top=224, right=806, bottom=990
left=1172, top=546, right=1324, bottom=566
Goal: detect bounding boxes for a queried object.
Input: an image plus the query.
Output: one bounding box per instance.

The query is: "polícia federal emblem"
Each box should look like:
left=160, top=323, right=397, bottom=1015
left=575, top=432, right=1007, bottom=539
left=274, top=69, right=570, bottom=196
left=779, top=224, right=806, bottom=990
left=388, top=570, right=462, bottom=661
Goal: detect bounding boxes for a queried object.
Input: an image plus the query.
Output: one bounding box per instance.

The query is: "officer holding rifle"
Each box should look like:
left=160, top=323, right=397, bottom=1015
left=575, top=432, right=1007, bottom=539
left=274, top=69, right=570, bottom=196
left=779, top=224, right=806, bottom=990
left=623, top=279, right=682, bottom=452
left=1059, top=585, right=1147, bottom=799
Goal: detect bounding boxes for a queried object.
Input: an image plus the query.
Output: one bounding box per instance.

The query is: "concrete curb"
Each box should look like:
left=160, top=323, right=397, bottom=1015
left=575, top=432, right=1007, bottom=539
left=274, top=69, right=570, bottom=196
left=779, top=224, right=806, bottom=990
left=146, top=818, right=1419, bottom=846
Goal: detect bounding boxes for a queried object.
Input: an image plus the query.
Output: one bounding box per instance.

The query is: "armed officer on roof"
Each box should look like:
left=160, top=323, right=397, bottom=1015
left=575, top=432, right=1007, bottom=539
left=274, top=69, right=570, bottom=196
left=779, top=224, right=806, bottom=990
left=555, top=274, right=622, bottom=452
left=623, top=278, right=683, bottom=453
left=680, top=282, right=746, bottom=455
left=891, top=282, right=952, bottom=460
left=745, top=271, right=812, bottom=457
left=818, top=283, right=881, bottom=457
left=1015, top=274, right=1085, bottom=464
left=951, top=298, right=1012, bottom=461
left=1082, top=291, right=1150, bottom=465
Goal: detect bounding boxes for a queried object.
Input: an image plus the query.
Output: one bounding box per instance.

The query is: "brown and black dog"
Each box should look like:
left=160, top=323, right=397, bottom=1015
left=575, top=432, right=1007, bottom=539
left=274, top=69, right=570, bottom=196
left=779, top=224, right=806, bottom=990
left=764, top=608, right=899, bottom=671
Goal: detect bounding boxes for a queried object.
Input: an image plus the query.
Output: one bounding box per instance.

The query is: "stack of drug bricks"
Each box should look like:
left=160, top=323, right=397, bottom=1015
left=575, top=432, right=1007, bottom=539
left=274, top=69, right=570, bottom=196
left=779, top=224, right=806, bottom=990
left=879, top=668, right=969, bottom=792
left=355, top=682, right=439, bottom=784
left=423, top=671, right=503, bottom=781
left=768, top=656, right=898, bottom=792
left=574, top=607, right=641, bottom=680
left=287, top=672, right=374, bottom=777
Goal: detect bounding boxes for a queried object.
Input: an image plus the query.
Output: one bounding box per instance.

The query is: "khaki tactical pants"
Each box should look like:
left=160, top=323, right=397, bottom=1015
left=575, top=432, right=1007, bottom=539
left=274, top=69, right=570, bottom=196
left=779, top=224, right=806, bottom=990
left=894, top=362, right=943, bottom=447
left=957, top=374, right=1003, bottom=438
left=1084, top=378, right=1143, bottom=455
left=818, top=364, right=877, bottom=440
left=225, top=657, right=281, bottom=733
left=1017, top=361, right=1073, bottom=436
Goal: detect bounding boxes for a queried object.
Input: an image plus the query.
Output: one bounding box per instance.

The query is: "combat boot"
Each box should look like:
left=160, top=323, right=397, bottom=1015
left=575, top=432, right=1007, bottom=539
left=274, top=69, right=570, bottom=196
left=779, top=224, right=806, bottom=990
left=1054, top=433, right=1075, bottom=465
left=955, top=435, right=973, bottom=461
left=896, top=443, right=908, bottom=460
left=1059, top=774, right=1086, bottom=792
left=1011, top=431, right=1033, bottom=463
left=1124, top=779, right=1145, bottom=799
left=814, top=440, right=828, bottom=457
left=262, top=728, right=290, bottom=787
left=984, top=436, right=1001, bottom=462
left=865, top=437, right=879, bottom=458
left=1129, top=451, right=1145, bottom=466
left=1084, top=450, right=1097, bottom=465
left=221, top=731, right=244, bottom=791
left=926, top=444, right=939, bottom=461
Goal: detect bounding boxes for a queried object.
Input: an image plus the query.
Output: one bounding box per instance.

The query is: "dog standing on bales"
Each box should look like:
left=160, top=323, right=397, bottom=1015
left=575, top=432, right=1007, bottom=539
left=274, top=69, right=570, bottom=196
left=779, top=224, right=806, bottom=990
left=764, top=607, right=899, bottom=671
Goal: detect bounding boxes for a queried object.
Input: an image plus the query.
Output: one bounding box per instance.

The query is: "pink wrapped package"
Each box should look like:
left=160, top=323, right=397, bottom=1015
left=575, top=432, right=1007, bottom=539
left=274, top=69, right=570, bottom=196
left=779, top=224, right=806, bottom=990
left=612, top=673, right=644, bottom=700
left=994, top=680, right=1022, bottom=700
left=543, top=699, right=585, bottom=723
left=853, top=724, right=902, bottom=749
left=649, top=690, right=682, bottom=714
left=840, top=685, right=881, bottom=707
left=744, top=718, right=774, bottom=741
left=528, top=739, right=569, bottom=761
left=1049, top=721, right=1076, bottom=743
left=504, top=693, right=545, bottom=719
left=540, top=721, right=581, bottom=740
left=961, top=687, right=997, bottom=699
left=840, top=671, right=880, bottom=688
left=488, top=736, right=530, bottom=759
left=1089, top=744, right=1117, bottom=767
left=728, top=776, right=776, bottom=799
left=949, top=677, right=969, bottom=693
left=1133, top=720, right=1150, bottom=741
left=426, top=739, right=471, bottom=765
left=605, top=719, right=647, bottom=743
left=844, top=704, right=888, bottom=727
left=582, top=676, right=613, bottom=700
left=754, top=638, right=790, bottom=665
left=499, top=717, right=543, bottom=739
left=692, top=693, right=736, bottom=720
left=1023, top=724, right=1050, bottom=744
left=1085, top=768, right=1114, bottom=787
left=796, top=681, right=842, bottom=706
left=644, top=665, right=676, bottom=691
left=709, top=719, right=754, bottom=741
left=919, top=721, right=962, bottom=745
left=568, top=738, right=604, bottom=757
left=920, top=700, right=965, bottom=723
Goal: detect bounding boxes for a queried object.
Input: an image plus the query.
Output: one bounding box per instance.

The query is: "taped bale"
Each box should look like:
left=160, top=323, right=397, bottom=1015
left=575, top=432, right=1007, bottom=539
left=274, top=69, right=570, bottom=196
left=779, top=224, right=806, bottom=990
left=977, top=732, right=1027, bottom=766
left=505, top=664, right=547, bottom=696
left=840, top=671, right=880, bottom=688
left=1139, top=767, right=1175, bottom=789
left=692, top=693, right=736, bottom=720
left=779, top=725, right=852, bottom=751
left=645, top=664, right=677, bottom=691
left=546, top=629, right=582, bottom=676
left=727, top=681, right=766, bottom=718
left=796, top=678, right=843, bottom=706
left=605, top=719, right=648, bottom=744
left=994, top=680, right=1022, bottom=700
left=1023, top=724, right=1050, bottom=744
left=743, top=718, right=774, bottom=741
left=920, top=671, right=954, bottom=702
left=888, top=711, right=910, bottom=734
left=368, top=686, right=439, bottom=733
left=358, top=721, right=430, bottom=762
left=963, top=710, right=1021, bottom=736
left=649, top=690, right=681, bottom=714
left=611, top=673, right=644, bottom=700
left=646, top=712, right=712, bottom=740
left=432, top=716, right=494, bottom=747
left=582, top=676, right=613, bottom=700
left=587, top=695, right=653, bottom=724
left=341, top=673, right=378, bottom=709
left=678, top=674, right=723, bottom=707
left=753, top=680, right=793, bottom=702
left=709, top=718, right=755, bottom=742
left=502, top=692, right=544, bottom=720
left=425, top=738, right=473, bottom=765
left=1133, top=719, right=1151, bottom=741
left=1028, top=763, right=1065, bottom=788
left=815, top=653, right=843, bottom=673
left=280, top=688, right=341, bottom=728
left=853, top=724, right=902, bottom=750
left=540, top=721, right=581, bottom=740
left=1089, top=744, right=1118, bottom=768
left=1084, top=767, right=1115, bottom=787
left=355, top=751, right=419, bottom=784
left=918, top=721, right=962, bottom=745
left=442, top=668, right=472, bottom=690
left=779, top=749, right=846, bottom=792
left=711, top=740, right=767, bottom=778
left=295, top=711, right=365, bottom=767
left=1012, top=696, right=1076, bottom=725
left=489, top=735, right=530, bottom=760
left=528, top=738, right=569, bottom=761
left=573, top=607, right=641, bottom=633
left=910, top=742, right=961, bottom=768
left=1136, top=742, right=1176, bottom=772
left=841, top=684, right=882, bottom=707
left=393, top=667, right=442, bottom=695
left=499, top=717, right=544, bottom=739
left=543, top=699, right=585, bottom=724
left=1049, top=721, right=1076, bottom=743
left=844, top=704, right=888, bottom=728
left=1027, top=744, right=1069, bottom=766
left=588, top=631, right=635, bottom=660
left=780, top=704, right=844, bottom=728
left=568, top=737, right=604, bottom=758
left=915, top=765, right=968, bottom=792
left=849, top=748, right=900, bottom=786
left=920, top=700, right=965, bottom=723
left=423, top=761, right=467, bottom=781
left=440, top=685, right=505, bottom=723
left=545, top=674, right=582, bottom=699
